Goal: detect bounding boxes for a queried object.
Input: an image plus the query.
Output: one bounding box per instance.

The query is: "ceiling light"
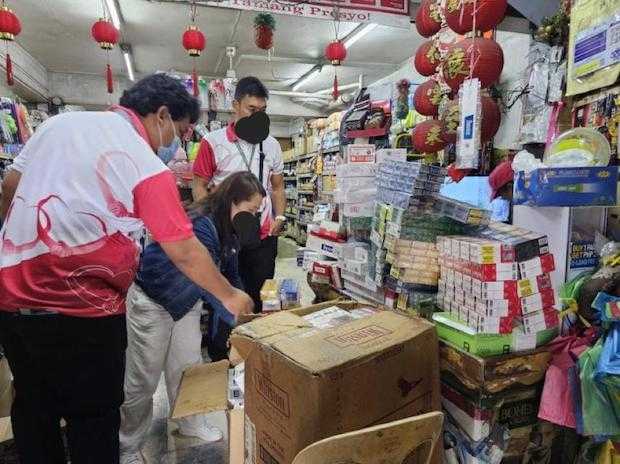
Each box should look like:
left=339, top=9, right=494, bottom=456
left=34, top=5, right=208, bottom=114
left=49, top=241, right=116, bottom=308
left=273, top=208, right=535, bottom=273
left=104, top=0, right=122, bottom=30
left=292, top=67, right=321, bottom=91
left=123, top=51, right=135, bottom=81
left=344, top=23, right=377, bottom=48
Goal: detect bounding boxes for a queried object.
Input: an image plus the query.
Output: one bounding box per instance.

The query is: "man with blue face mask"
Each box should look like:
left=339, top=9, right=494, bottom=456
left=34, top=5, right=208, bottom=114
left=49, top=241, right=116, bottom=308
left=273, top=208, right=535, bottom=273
left=0, top=74, right=253, bottom=464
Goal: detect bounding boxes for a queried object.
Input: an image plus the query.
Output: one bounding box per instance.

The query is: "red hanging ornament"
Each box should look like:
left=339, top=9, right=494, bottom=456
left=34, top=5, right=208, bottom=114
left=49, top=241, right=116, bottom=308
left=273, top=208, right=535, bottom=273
left=414, top=40, right=441, bottom=77
left=0, top=4, right=21, bottom=87
left=442, top=37, right=504, bottom=92
left=325, top=39, right=347, bottom=101
left=91, top=17, right=119, bottom=94
left=415, top=0, right=442, bottom=38
left=182, top=23, right=206, bottom=98
left=441, top=96, right=502, bottom=143
left=414, top=79, right=444, bottom=116
left=411, top=119, right=447, bottom=153
left=444, top=0, right=508, bottom=35
left=254, top=13, right=275, bottom=50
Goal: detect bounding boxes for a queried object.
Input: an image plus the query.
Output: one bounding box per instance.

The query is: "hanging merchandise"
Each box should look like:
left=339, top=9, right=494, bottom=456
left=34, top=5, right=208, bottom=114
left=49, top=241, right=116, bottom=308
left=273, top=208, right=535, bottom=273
left=254, top=13, right=275, bottom=51
left=0, top=2, right=20, bottom=87
left=443, top=0, right=507, bottom=35
left=182, top=2, right=206, bottom=97
left=91, top=12, right=119, bottom=94
left=415, top=0, right=443, bottom=38
left=414, top=79, right=443, bottom=116
left=414, top=39, right=441, bottom=77
left=395, top=79, right=410, bottom=120
left=441, top=96, right=501, bottom=143
left=411, top=119, right=446, bottom=153
left=456, top=78, right=481, bottom=169
left=442, top=37, right=504, bottom=92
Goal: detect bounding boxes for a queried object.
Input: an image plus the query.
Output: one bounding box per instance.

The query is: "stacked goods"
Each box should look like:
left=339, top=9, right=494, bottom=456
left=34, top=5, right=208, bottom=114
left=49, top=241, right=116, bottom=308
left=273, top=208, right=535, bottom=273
left=259, top=279, right=301, bottom=312
left=434, top=195, right=491, bottom=226
left=338, top=242, right=384, bottom=304
left=436, top=225, right=559, bottom=337
left=376, top=160, right=445, bottom=208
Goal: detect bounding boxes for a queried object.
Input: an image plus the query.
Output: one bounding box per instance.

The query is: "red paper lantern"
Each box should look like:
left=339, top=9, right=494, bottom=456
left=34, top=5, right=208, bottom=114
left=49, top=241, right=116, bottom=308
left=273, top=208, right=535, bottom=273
left=325, top=40, right=347, bottom=65
left=0, top=6, right=21, bottom=40
left=182, top=25, right=206, bottom=57
left=91, top=19, right=119, bottom=50
left=440, top=96, right=502, bottom=143
left=441, top=99, right=460, bottom=143
left=414, top=40, right=441, bottom=77
left=415, top=0, right=443, bottom=38
left=254, top=13, right=275, bottom=50
left=442, top=37, right=504, bottom=92
left=0, top=6, right=20, bottom=86
left=414, top=79, right=444, bottom=116
left=412, top=119, right=446, bottom=153
left=444, top=0, right=508, bottom=34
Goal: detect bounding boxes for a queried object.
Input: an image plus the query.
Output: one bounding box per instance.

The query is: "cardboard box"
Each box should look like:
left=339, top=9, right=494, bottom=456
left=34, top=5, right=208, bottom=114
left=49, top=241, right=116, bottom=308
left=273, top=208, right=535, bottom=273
left=467, top=262, right=520, bottom=282
left=231, top=304, right=441, bottom=464
left=438, top=342, right=551, bottom=395
left=516, top=273, right=552, bottom=298
left=514, top=166, right=619, bottom=207
left=480, top=225, right=549, bottom=262
left=306, top=234, right=344, bottom=260
left=521, top=309, right=559, bottom=334
left=520, top=288, right=556, bottom=314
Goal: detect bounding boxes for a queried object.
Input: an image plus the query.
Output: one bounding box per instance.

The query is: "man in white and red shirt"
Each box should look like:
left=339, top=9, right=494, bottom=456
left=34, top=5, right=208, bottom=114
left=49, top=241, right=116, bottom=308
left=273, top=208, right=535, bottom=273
left=192, top=76, right=285, bottom=316
left=0, top=74, right=252, bottom=464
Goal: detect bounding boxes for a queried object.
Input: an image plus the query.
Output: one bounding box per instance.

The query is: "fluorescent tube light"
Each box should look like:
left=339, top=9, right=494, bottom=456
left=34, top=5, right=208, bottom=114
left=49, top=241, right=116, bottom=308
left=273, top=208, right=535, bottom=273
left=292, top=67, right=321, bottom=91
left=104, top=0, right=121, bottom=30
left=344, top=23, right=377, bottom=48
left=123, top=51, right=135, bottom=81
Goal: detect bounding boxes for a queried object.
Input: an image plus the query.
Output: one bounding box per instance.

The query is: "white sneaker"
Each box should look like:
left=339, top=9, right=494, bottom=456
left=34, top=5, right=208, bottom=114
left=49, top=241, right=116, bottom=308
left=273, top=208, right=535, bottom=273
left=178, top=421, right=224, bottom=443
left=120, top=451, right=145, bottom=464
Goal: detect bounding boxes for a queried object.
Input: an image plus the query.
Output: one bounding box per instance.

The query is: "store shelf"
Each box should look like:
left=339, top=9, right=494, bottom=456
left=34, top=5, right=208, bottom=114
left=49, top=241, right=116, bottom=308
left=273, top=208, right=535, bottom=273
left=321, top=146, right=340, bottom=154
left=284, top=176, right=297, bottom=181
left=346, top=127, right=388, bottom=138
left=286, top=194, right=297, bottom=200
left=298, top=205, right=314, bottom=212
left=0, top=153, right=14, bottom=160
left=297, top=172, right=314, bottom=179
left=298, top=189, right=315, bottom=195
left=285, top=213, right=297, bottom=220
left=295, top=153, right=316, bottom=162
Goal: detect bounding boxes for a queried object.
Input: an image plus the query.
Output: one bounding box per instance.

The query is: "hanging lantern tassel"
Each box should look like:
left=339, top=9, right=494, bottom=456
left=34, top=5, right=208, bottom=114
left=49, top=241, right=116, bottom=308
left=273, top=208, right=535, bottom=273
left=5, top=52, right=13, bottom=86
left=106, top=63, right=113, bottom=94
left=192, top=67, right=199, bottom=97
left=332, top=74, right=339, bottom=101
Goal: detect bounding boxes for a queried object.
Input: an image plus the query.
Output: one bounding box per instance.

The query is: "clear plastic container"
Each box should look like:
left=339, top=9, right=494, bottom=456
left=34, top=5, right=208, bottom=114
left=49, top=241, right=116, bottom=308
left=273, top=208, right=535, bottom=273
left=545, top=128, right=611, bottom=167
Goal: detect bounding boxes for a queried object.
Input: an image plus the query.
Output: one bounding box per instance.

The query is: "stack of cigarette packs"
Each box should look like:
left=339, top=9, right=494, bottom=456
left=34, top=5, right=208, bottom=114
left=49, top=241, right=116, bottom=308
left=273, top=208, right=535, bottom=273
left=436, top=230, right=558, bottom=335
left=376, top=161, right=446, bottom=209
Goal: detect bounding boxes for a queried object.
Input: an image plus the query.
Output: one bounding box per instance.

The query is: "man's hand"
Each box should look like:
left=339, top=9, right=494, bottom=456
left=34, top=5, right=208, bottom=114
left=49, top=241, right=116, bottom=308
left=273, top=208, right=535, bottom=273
left=221, top=288, right=254, bottom=318
left=269, top=218, right=285, bottom=237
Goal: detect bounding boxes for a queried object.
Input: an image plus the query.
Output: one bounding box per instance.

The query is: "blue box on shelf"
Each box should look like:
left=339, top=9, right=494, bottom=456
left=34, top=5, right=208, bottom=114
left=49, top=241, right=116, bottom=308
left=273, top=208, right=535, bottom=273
left=513, top=166, right=618, bottom=207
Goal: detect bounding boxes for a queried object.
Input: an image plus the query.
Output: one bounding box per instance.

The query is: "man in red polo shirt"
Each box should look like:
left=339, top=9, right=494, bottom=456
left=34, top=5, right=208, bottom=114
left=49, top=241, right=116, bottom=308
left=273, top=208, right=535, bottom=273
left=0, top=74, right=252, bottom=464
left=192, top=76, right=286, bottom=315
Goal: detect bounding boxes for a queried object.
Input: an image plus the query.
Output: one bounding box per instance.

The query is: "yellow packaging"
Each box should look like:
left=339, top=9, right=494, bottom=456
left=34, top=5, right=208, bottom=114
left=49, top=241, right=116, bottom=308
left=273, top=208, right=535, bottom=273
left=260, top=279, right=280, bottom=301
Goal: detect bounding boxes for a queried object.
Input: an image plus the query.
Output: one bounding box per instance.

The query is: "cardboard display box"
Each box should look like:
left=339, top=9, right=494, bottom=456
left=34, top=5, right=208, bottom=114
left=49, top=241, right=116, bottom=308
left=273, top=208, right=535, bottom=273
left=439, top=342, right=551, bottom=395
left=230, top=302, right=441, bottom=464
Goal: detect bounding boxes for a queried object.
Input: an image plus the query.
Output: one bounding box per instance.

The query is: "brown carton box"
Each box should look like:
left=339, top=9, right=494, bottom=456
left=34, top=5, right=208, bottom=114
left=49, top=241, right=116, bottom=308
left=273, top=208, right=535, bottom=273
left=231, top=303, right=441, bottom=464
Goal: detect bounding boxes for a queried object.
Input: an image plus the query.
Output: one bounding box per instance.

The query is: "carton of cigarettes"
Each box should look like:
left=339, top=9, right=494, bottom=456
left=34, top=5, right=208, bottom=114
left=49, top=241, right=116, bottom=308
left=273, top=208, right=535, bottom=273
left=473, top=297, right=521, bottom=318
left=345, top=144, right=376, bottom=164
left=517, top=273, right=553, bottom=298
left=468, top=262, right=520, bottom=282
left=469, top=313, right=514, bottom=334
left=467, top=238, right=517, bottom=264
left=481, top=223, right=549, bottom=261
left=470, top=279, right=519, bottom=301
left=336, top=163, right=378, bottom=178
left=520, top=288, right=556, bottom=314
left=521, top=308, right=559, bottom=334
left=518, top=254, right=556, bottom=279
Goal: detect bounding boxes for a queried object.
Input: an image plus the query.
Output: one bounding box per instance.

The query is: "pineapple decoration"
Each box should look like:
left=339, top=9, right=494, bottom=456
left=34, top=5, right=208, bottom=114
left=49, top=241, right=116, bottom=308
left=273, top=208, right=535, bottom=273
left=254, top=13, right=275, bottom=52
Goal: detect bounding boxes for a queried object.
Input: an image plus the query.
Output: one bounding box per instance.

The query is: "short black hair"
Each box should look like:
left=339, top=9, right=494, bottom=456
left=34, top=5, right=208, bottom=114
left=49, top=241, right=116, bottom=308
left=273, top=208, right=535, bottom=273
left=234, top=76, right=269, bottom=101
left=120, top=73, right=201, bottom=124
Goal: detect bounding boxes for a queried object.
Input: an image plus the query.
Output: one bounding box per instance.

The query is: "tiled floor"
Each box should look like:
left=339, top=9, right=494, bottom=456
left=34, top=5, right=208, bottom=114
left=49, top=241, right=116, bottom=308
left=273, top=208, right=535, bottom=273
left=0, top=238, right=314, bottom=464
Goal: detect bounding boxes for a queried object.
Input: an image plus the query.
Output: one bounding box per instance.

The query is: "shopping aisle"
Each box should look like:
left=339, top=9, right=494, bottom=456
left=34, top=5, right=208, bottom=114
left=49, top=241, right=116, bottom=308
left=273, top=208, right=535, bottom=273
left=275, top=237, right=315, bottom=306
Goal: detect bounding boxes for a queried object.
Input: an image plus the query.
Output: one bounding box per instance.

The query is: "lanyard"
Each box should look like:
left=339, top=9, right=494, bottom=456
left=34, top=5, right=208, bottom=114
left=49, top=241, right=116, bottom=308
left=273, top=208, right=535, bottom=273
left=234, top=141, right=257, bottom=174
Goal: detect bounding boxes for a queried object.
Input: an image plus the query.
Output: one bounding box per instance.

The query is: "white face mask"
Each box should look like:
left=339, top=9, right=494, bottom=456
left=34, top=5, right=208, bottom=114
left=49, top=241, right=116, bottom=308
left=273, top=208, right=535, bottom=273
left=156, top=115, right=180, bottom=165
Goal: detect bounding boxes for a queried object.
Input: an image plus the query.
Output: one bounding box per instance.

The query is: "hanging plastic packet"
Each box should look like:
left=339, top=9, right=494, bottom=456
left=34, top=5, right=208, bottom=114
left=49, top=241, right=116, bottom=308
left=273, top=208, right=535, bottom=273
left=456, top=78, right=481, bottom=170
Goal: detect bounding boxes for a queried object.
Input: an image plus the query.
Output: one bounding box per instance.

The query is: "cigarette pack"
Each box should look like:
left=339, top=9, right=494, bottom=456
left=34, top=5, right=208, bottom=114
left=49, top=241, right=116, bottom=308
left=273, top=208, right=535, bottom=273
left=470, top=279, right=519, bottom=300
left=469, top=313, right=514, bottom=334
left=335, top=163, right=378, bottom=178
left=472, top=297, right=521, bottom=318
left=342, top=259, right=368, bottom=276
left=467, top=238, right=518, bottom=264
left=480, top=224, right=549, bottom=261
left=520, top=288, right=556, bottom=314
left=516, top=273, right=553, bottom=298
left=518, top=254, right=556, bottom=279
left=376, top=148, right=407, bottom=163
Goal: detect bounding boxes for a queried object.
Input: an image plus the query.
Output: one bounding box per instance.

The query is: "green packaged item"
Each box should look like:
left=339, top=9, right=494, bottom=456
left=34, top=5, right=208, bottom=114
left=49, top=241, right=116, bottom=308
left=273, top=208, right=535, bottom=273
left=432, top=312, right=557, bottom=358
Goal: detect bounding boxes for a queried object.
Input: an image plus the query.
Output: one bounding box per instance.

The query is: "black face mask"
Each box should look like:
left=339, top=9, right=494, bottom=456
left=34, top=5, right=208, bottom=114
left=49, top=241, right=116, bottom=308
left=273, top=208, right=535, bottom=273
left=235, top=111, right=270, bottom=144
left=232, top=211, right=261, bottom=249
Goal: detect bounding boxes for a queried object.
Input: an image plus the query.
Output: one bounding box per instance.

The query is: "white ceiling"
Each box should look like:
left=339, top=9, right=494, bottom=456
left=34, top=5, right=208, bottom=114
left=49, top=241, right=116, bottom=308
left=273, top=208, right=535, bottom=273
left=13, top=0, right=424, bottom=93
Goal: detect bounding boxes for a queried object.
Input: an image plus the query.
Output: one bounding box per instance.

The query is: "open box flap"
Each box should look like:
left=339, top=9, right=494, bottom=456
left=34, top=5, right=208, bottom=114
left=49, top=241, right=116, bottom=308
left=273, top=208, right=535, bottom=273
left=172, top=360, right=230, bottom=419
